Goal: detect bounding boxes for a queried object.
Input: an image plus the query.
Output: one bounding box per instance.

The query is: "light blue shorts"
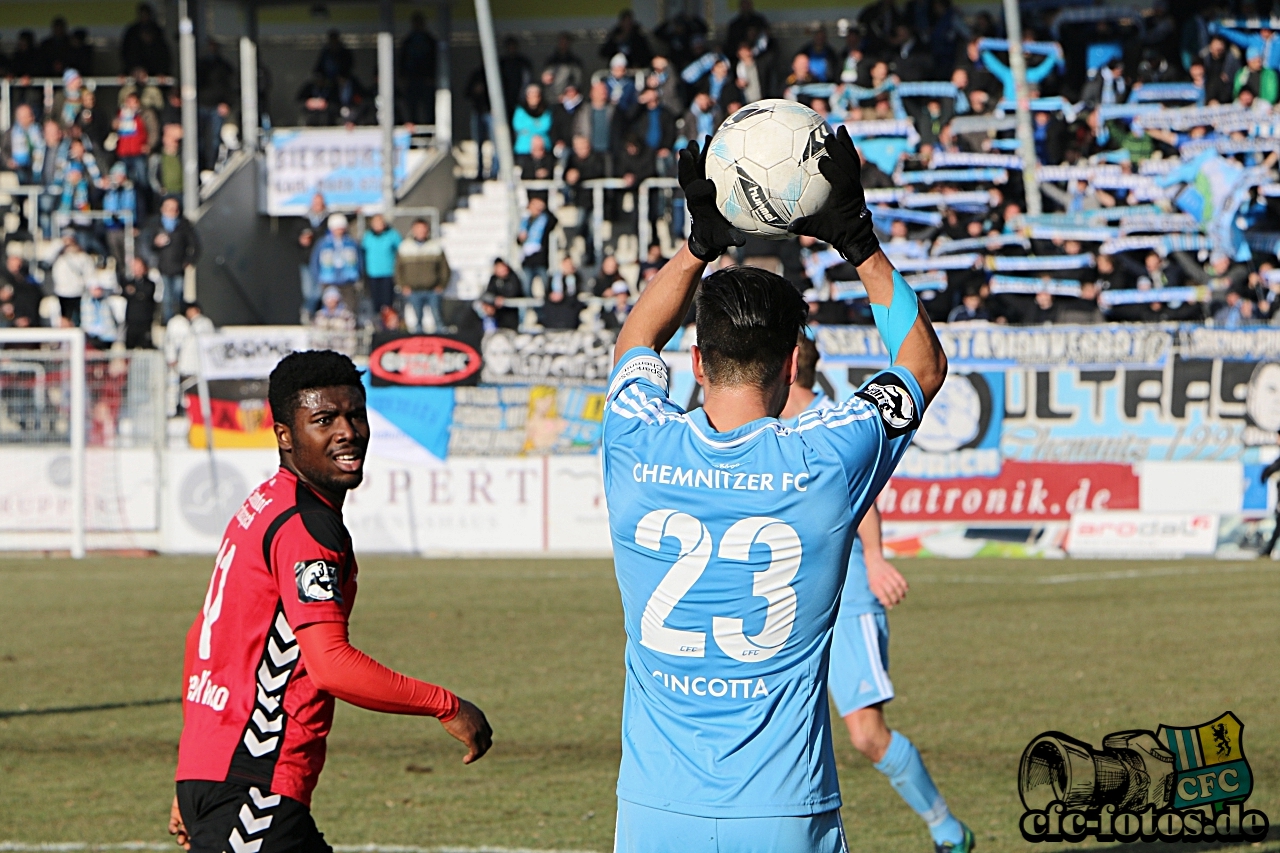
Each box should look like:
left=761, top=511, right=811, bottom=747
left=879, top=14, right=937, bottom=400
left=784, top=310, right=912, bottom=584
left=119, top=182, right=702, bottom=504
left=614, top=799, right=848, bottom=853
left=828, top=611, right=894, bottom=717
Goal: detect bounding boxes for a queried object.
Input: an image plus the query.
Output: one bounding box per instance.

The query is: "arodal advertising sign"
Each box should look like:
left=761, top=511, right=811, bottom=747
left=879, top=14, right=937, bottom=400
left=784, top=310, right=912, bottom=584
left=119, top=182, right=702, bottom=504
left=369, top=333, right=483, bottom=387
left=197, top=326, right=310, bottom=381
left=1066, top=511, right=1220, bottom=556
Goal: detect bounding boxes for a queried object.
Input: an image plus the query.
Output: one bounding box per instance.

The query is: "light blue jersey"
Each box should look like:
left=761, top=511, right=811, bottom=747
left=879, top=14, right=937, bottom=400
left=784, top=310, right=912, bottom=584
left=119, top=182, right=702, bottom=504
left=603, top=347, right=923, bottom=818
left=782, top=393, right=882, bottom=618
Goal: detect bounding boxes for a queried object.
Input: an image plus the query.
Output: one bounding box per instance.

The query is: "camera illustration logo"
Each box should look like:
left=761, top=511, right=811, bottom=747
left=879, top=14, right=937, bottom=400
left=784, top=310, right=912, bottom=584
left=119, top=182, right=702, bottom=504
left=1019, top=712, right=1270, bottom=843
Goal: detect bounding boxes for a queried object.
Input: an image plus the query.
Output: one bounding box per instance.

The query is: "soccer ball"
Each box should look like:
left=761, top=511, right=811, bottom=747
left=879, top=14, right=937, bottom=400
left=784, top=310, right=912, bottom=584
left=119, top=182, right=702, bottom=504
left=703, top=99, right=832, bottom=240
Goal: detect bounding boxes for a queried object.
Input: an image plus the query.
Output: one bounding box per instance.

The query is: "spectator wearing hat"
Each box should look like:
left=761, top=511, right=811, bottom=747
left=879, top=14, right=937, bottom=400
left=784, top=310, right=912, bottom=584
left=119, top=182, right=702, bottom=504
left=141, top=195, right=201, bottom=322
left=53, top=68, right=84, bottom=129
left=395, top=218, right=451, bottom=333
left=1235, top=45, right=1277, bottom=103
left=312, top=285, right=358, bottom=353
left=601, top=280, right=632, bottom=330
left=309, top=212, right=363, bottom=318
left=513, top=84, right=552, bottom=155
left=605, top=53, right=639, bottom=112
left=360, top=213, right=402, bottom=316
left=484, top=258, right=524, bottom=331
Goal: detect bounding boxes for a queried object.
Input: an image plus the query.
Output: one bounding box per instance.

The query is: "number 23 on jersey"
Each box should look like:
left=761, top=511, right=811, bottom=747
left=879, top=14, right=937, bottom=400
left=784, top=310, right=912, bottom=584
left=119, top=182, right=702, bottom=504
left=635, top=510, right=801, bottom=664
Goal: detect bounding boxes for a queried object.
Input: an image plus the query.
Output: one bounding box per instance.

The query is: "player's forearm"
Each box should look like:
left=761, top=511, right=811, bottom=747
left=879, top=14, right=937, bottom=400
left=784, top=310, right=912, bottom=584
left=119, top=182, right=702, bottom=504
left=857, top=503, right=884, bottom=558
left=296, top=622, right=460, bottom=720
left=855, top=248, right=948, bottom=405
left=613, top=244, right=704, bottom=364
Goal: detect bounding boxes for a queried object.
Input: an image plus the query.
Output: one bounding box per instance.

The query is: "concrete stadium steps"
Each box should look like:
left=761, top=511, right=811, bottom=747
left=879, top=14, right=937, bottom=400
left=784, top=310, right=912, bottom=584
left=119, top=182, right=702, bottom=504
left=441, top=180, right=515, bottom=300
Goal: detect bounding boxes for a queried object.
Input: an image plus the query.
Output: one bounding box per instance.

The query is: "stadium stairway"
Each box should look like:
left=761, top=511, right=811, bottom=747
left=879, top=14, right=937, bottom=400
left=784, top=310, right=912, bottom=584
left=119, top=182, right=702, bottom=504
left=441, top=178, right=519, bottom=301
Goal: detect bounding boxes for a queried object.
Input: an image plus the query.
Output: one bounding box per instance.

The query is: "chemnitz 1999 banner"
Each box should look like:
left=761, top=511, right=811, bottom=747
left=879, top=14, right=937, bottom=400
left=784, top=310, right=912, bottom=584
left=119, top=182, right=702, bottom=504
left=1018, top=712, right=1269, bottom=843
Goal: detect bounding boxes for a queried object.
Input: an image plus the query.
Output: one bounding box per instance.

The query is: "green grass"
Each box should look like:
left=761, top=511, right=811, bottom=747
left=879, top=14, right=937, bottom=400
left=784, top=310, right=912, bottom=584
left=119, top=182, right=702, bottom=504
left=1, top=556, right=1278, bottom=852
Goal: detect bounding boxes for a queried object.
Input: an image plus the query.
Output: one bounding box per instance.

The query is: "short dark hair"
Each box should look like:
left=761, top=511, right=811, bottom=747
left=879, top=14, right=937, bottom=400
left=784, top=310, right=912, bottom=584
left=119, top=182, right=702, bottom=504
left=795, top=333, right=819, bottom=391
left=268, top=350, right=364, bottom=430
left=696, top=266, right=807, bottom=388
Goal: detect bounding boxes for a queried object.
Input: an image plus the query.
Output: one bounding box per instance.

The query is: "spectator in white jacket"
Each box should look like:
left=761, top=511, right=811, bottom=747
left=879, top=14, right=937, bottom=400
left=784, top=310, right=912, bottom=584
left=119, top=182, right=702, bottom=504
left=164, top=300, right=215, bottom=382
left=49, top=234, right=96, bottom=325
left=80, top=279, right=123, bottom=349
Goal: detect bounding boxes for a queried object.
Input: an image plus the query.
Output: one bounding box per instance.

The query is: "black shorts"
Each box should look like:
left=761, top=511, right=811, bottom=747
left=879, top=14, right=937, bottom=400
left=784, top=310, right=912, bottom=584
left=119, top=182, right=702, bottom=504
left=176, top=781, right=332, bottom=853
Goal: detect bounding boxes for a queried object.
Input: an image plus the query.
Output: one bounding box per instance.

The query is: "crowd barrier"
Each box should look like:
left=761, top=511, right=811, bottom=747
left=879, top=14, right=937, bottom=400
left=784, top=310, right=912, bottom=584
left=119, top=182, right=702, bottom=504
left=4, top=323, right=1280, bottom=558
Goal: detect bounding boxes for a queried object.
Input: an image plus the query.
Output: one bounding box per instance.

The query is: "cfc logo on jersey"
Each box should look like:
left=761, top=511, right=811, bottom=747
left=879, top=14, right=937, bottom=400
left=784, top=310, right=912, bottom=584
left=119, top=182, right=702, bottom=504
left=856, top=375, right=919, bottom=438
left=295, top=559, right=341, bottom=603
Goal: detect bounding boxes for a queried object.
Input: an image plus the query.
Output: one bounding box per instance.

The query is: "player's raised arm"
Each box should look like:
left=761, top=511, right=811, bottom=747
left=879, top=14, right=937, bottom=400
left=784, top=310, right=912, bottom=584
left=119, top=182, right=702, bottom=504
left=613, top=139, right=744, bottom=364
left=790, top=126, right=948, bottom=405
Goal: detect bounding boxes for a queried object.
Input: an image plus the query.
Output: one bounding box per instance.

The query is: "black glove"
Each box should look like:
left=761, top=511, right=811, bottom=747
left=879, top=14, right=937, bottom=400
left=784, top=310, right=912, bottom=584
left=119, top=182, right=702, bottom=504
left=788, top=125, right=880, bottom=267
left=678, top=138, right=745, bottom=263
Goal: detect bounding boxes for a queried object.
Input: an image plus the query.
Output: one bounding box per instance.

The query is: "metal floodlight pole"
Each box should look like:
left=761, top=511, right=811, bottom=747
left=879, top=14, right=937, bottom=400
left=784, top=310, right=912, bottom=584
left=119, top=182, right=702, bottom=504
left=239, top=36, right=259, bottom=154
left=1003, top=0, right=1042, bottom=217
left=473, top=0, right=520, bottom=254
left=179, top=0, right=200, bottom=219
left=378, top=32, right=396, bottom=214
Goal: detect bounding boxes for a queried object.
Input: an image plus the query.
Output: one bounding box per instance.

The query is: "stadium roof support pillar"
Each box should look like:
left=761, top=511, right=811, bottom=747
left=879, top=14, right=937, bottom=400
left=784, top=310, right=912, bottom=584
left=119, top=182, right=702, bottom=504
left=436, top=0, right=453, bottom=149
left=378, top=1, right=396, bottom=213
left=240, top=37, right=258, bottom=154
left=179, top=0, right=201, bottom=222
left=1003, top=0, right=1042, bottom=217
left=474, top=0, right=520, bottom=256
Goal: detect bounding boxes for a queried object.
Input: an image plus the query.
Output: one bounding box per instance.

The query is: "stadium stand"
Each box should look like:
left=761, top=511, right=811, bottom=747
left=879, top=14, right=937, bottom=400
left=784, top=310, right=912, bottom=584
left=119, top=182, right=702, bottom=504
left=2, top=2, right=1280, bottom=345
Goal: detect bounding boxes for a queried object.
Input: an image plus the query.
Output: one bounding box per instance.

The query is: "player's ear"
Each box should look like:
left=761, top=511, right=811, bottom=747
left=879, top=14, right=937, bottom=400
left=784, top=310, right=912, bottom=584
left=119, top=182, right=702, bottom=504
left=274, top=420, right=293, bottom=452
left=690, top=344, right=707, bottom=386
left=786, top=345, right=799, bottom=387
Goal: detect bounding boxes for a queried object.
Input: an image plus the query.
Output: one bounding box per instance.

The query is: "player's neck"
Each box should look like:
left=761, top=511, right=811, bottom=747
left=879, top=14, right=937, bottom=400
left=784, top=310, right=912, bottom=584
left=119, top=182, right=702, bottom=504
left=280, top=457, right=347, bottom=510
left=701, top=383, right=785, bottom=432
left=780, top=386, right=817, bottom=420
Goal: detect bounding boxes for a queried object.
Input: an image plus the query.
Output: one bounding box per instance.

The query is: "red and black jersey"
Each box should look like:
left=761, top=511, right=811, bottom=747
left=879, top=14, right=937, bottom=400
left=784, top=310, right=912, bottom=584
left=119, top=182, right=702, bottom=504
left=176, top=468, right=358, bottom=806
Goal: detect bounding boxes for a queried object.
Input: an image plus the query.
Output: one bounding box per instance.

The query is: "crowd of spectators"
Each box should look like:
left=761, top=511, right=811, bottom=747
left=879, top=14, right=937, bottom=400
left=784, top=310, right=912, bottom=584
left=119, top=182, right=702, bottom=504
left=0, top=4, right=239, bottom=351
left=460, top=1, right=1280, bottom=331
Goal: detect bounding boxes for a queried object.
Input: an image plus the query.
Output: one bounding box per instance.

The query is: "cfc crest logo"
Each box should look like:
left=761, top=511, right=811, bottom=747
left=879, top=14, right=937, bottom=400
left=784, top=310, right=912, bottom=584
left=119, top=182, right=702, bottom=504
left=1018, top=712, right=1267, bottom=843
left=295, top=560, right=341, bottom=603
left=856, top=377, right=919, bottom=437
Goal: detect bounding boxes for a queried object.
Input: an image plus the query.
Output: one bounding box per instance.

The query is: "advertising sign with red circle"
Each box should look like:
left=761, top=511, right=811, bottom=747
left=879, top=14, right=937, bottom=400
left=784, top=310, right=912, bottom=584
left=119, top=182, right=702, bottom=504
left=368, top=334, right=483, bottom=386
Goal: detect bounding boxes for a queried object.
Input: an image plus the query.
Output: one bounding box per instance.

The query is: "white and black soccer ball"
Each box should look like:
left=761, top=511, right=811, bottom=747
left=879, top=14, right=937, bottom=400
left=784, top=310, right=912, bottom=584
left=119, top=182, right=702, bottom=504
left=703, top=99, right=833, bottom=240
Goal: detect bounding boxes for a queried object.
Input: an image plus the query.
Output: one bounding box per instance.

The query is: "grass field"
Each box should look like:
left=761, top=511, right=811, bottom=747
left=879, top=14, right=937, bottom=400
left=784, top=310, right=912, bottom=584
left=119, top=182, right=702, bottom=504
left=1, top=555, right=1278, bottom=852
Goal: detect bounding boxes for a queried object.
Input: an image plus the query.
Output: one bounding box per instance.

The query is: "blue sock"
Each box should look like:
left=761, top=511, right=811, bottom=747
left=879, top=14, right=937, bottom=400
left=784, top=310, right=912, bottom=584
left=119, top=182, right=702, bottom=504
left=873, top=731, right=964, bottom=846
